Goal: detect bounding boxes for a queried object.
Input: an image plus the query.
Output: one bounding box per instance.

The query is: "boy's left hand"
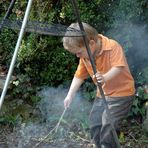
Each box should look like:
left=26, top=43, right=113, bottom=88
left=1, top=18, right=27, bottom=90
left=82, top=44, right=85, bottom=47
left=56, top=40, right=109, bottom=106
left=93, top=71, right=105, bottom=84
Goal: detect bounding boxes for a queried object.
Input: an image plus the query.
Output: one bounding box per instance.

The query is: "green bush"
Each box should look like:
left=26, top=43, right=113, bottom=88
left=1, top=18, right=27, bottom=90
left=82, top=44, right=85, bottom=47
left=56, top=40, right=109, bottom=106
left=0, top=29, right=17, bottom=66
left=0, top=0, right=147, bottom=123
left=16, top=34, right=78, bottom=86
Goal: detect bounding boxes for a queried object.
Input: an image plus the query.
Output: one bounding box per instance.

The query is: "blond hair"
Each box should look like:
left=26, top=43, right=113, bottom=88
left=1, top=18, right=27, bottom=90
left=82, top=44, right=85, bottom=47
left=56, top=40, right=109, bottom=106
left=63, top=22, right=98, bottom=50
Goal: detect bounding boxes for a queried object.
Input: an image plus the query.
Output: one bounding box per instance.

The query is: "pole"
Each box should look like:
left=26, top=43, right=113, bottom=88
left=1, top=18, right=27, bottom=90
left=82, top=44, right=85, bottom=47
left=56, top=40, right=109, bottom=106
left=0, top=0, right=33, bottom=110
left=70, top=0, right=121, bottom=147
left=0, top=0, right=16, bottom=30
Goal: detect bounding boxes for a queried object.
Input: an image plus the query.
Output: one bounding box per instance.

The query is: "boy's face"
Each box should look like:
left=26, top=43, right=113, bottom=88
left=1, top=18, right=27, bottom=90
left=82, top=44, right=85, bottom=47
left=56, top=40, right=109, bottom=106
left=64, top=40, right=98, bottom=59
left=72, top=46, right=89, bottom=58
left=65, top=46, right=91, bottom=59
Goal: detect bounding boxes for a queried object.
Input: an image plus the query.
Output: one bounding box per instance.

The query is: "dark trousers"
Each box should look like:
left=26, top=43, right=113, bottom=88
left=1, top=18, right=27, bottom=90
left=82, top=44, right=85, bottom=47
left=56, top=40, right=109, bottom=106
left=89, top=96, right=134, bottom=148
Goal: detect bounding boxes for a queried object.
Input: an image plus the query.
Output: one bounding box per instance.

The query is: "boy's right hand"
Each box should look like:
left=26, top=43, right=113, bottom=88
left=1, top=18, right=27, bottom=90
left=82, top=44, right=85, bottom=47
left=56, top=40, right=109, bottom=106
left=64, top=96, right=72, bottom=109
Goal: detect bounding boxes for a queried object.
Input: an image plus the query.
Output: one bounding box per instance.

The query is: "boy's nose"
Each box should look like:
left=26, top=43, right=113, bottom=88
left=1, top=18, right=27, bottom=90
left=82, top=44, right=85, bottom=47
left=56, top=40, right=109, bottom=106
left=76, top=52, right=81, bottom=57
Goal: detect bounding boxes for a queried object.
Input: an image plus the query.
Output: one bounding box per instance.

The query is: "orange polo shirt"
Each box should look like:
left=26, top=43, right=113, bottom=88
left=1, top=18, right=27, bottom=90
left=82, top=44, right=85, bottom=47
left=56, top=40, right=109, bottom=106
left=74, top=34, right=135, bottom=97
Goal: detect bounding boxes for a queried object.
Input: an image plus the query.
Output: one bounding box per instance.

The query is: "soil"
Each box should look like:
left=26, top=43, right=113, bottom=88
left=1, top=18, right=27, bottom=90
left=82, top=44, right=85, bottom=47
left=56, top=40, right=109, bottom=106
left=0, top=119, right=148, bottom=148
left=0, top=87, right=148, bottom=148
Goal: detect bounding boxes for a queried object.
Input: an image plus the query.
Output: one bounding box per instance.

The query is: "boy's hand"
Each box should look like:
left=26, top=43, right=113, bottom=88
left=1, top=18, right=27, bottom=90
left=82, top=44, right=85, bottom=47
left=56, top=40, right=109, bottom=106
left=93, top=71, right=105, bottom=84
left=64, top=96, right=72, bottom=109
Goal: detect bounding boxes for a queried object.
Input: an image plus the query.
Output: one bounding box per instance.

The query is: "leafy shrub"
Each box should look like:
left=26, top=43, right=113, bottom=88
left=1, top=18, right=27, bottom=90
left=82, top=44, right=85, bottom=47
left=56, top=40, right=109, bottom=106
left=59, top=0, right=119, bottom=32
left=0, top=0, right=147, bottom=124
left=16, top=34, right=78, bottom=86
left=0, top=29, right=17, bottom=67
left=130, top=67, right=148, bottom=118
left=131, top=87, right=147, bottom=117
left=81, top=78, right=96, bottom=102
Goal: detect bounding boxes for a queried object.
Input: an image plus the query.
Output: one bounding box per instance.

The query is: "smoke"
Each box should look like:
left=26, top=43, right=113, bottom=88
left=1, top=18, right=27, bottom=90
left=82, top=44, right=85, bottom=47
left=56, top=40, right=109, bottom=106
left=108, top=23, right=148, bottom=70
left=37, top=86, right=91, bottom=123
left=106, top=0, right=148, bottom=72
left=6, top=86, right=91, bottom=147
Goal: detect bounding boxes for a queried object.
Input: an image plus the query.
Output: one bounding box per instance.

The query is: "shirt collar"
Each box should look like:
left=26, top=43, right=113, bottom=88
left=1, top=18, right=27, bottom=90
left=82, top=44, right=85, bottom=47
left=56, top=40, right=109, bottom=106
left=94, top=34, right=112, bottom=57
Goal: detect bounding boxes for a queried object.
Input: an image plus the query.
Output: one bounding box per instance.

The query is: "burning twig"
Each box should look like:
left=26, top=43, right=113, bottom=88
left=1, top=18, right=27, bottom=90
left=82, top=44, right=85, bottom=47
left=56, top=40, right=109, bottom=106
left=33, top=108, right=67, bottom=148
left=68, top=131, right=91, bottom=143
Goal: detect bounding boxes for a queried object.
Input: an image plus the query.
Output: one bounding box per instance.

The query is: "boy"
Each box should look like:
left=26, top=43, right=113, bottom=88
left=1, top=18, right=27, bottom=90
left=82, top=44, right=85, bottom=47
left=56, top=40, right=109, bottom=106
left=62, top=22, right=135, bottom=148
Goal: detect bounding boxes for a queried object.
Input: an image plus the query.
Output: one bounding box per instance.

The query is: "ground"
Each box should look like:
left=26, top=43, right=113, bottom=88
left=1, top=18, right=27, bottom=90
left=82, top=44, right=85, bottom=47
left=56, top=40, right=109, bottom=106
left=0, top=118, right=148, bottom=148
left=0, top=87, right=148, bottom=148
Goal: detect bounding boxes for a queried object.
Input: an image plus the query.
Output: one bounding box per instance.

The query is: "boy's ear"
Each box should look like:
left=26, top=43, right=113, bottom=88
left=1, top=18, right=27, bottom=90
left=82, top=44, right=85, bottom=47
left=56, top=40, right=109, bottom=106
left=89, top=40, right=96, bottom=47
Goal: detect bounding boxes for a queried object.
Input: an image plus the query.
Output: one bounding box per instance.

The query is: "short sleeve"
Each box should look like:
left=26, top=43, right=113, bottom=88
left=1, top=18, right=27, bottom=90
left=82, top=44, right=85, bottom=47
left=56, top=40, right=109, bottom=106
left=109, top=42, right=127, bottom=67
left=74, top=58, right=89, bottom=80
